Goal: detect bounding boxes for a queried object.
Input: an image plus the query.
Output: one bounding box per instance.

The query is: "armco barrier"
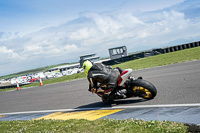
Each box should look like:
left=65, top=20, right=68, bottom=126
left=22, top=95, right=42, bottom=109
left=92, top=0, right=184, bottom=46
left=103, top=41, right=200, bottom=66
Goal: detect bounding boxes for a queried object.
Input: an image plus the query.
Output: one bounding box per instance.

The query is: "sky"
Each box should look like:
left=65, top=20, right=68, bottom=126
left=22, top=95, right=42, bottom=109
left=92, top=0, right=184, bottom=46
left=0, top=0, right=200, bottom=76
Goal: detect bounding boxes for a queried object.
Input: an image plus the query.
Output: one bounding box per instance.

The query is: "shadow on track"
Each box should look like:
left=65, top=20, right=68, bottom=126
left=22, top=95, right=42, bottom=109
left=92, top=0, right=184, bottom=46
left=77, top=98, right=147, bottom=109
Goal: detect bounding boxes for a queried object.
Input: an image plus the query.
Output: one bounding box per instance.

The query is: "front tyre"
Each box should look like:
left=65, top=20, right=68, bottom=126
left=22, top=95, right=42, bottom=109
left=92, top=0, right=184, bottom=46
left=131, top=79, right=157, bottom=99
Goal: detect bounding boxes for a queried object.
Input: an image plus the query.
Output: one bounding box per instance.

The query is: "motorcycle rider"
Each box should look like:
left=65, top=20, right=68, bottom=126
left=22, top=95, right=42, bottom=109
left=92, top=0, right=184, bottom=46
left=82, top=60, right=124, bottom=102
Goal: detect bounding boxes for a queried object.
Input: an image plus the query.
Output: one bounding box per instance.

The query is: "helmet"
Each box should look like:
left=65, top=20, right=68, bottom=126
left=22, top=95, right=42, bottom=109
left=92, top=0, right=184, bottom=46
left=82, top=60, right=93, bottom=75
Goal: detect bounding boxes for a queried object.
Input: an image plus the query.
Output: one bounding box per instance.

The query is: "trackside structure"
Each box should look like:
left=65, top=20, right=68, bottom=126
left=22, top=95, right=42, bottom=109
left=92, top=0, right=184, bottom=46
left=103, top=41, right=200, bottom=65
left=47, top=63, right=80, bottom=72
left=108, top=46, right=128, bottom=60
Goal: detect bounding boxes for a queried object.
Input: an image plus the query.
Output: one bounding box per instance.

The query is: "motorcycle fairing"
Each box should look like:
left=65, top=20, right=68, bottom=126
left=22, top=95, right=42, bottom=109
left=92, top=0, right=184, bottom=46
left=118, top=69, right=132, bottom=86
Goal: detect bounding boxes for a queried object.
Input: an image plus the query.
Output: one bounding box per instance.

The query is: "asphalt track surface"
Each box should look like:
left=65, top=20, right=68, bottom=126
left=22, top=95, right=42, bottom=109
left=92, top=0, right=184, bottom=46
left=0, top=60, right=200, bottom=114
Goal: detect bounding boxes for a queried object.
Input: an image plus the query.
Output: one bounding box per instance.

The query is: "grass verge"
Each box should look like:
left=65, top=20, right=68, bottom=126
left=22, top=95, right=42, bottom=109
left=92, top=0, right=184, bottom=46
left=0, top=119, right=188, bottom=133
left=112, top=46, right=200, bottom=70
left=1, top=47, right=200, bottom=92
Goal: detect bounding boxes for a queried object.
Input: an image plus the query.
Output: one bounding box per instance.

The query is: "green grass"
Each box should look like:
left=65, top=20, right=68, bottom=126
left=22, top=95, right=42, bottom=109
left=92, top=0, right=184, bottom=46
left=113, top=46, right=200, bottom=70
left=1, top=47, right=200, bottom=92
left=0, top=87, right=17, bottom=92
left=0, top=119, right=188, bottom=133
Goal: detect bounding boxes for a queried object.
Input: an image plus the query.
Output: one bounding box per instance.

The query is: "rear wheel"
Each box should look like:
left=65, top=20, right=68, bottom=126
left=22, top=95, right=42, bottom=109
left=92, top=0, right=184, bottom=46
left=131, top=79, right=157, bottom=99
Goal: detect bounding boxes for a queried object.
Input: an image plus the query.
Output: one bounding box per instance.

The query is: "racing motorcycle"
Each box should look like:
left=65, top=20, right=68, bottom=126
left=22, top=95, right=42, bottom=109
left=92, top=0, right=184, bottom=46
left=93, top=69, right=157, bottom=102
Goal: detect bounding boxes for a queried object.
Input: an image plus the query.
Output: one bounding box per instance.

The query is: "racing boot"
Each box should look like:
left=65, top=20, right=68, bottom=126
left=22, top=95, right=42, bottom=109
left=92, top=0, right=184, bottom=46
left=115, top=89, right=127, bottom=98
left=101, top=88, right=113, bottom=102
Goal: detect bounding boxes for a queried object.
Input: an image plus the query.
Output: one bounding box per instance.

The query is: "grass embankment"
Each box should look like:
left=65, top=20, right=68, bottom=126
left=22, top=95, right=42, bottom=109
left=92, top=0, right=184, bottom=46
left=112, top=46, right=200, bottom=70
left=0, top=119, right=188, bottom=133
left=1, top=47, right=200, bottom=93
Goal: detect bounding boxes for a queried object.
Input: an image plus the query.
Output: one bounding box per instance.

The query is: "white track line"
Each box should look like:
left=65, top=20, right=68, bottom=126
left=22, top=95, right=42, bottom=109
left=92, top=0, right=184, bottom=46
left=1, top=103, right=200, bottom=116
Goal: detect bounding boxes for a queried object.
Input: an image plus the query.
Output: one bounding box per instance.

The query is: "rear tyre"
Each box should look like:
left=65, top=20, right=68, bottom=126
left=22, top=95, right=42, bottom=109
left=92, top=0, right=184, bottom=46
left=131, top=79, right=157, bottom=99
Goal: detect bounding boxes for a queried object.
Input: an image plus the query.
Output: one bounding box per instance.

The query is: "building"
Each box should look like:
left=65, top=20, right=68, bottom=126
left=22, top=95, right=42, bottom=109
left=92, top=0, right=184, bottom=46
left=108, top=46, right=128, bottom=60
left=79, top=53, right=100, bottom=67
left=47, top=63, right=80, bottom=72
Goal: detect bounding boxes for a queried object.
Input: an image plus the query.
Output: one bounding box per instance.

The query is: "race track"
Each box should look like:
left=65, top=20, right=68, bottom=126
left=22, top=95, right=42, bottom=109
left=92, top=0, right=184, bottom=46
left=0, top=60, right=200, bottom=114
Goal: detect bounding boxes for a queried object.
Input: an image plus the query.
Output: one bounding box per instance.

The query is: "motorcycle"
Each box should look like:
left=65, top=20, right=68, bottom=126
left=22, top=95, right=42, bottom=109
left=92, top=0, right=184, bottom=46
left=93, top=69, right=157, bottom=102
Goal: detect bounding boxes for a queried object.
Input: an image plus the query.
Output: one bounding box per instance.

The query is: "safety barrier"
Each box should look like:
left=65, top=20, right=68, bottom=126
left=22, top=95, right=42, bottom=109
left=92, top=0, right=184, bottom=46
left=163, top=41, right=200, bottom=53
left=103, top=41, right=200, bottom=66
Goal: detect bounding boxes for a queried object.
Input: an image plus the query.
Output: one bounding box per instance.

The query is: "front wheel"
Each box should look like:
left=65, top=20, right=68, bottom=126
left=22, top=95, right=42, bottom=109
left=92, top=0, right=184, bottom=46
left=131, top=79, right=157, bottom=99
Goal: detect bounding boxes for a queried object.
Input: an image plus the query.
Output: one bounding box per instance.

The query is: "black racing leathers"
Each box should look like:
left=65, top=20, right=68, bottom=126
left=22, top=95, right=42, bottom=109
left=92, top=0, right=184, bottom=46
left=87, top=63, right=121, bottom=92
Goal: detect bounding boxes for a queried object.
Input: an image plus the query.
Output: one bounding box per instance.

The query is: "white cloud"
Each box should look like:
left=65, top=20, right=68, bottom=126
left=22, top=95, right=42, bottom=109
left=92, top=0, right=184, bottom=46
left=0, top=46, right=21, bottom=60
left=64, top=44, right=80, bottom=53
left=87, top=13, right=121, bottom=33
left=161, top=10, right=189, bottom=30
left=0, top=32, right=20, bottom=41
left=117, top=12, right=144, bottom=26
left=69, top=28, right=97, bottom=40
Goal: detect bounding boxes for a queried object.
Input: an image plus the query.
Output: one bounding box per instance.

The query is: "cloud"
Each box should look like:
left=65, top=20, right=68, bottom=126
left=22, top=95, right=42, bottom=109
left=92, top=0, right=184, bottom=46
left=64, top=44, right=81, bottom=53
left=0, top=46, right=21, bottom=61
left=69, top=28, right=97, bottom=40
